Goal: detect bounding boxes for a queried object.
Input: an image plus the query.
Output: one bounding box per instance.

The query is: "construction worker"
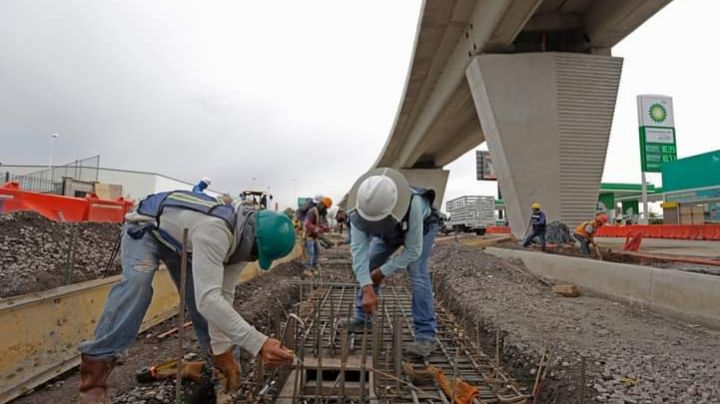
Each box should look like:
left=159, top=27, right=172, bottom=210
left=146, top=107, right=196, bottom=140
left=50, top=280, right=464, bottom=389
left=335, top=209, right=346, bottom=234
left=78, top=190, right=296, bottom=403
left=219, top=193, right=233, bottom=205
left=192, top=176, right=212, bottom=194
left=303, top=196, right=332, bottom=269
left=341, top=168, right=440, bottom=358
left=522, top=202, right=547, bottom=251
left=573, top=213, right=609, bottom=256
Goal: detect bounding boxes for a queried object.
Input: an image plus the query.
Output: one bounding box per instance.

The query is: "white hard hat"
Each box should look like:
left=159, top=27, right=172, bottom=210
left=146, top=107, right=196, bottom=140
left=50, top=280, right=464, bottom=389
left=201, top=177, right=212, bottom=185
left=349, top=167, right=411, bottom=223
left=313, top=194, right=323, bottom=203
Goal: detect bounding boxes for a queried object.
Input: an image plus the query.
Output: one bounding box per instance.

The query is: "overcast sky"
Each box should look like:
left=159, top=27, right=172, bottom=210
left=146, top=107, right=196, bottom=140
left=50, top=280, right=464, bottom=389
left=1, top=0, right=717, bottom=210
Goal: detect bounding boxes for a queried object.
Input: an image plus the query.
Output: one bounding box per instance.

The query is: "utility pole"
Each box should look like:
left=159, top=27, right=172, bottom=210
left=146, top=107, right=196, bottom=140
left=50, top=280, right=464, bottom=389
left=49, top=133, right=60, bottom=181
left=641, top=171, right=649, bottom=224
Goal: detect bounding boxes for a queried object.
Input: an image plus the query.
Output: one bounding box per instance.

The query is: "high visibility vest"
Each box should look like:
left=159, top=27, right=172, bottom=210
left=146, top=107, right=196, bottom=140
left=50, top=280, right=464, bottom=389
left=575, top=220, right=596, bottom=238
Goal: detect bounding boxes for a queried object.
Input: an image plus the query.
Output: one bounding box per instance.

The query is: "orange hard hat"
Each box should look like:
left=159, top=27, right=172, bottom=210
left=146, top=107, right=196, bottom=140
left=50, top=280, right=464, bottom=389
left=597, top=214, right=609, bottom=224
left=321, top=196, right=333, bottom=208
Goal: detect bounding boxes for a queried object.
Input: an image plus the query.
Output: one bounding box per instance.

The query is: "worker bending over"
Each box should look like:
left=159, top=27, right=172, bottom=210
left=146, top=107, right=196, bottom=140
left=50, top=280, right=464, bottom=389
left=573, top=213, right=608, bottom=256
left=78, top=191, right=296, bottom=403
left=522, top=202, right=547, bottom=251
left=341, top=168, right=440, bottom=358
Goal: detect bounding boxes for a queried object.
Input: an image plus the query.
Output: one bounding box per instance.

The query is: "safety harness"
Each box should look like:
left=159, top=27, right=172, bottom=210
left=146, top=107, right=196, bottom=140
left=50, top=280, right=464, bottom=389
left=128, top=191, right=236, bottom=253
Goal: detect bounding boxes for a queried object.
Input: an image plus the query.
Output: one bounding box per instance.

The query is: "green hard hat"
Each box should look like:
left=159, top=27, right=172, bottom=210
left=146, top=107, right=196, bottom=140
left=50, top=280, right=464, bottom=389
left=255, top=210, right=296, bottom=270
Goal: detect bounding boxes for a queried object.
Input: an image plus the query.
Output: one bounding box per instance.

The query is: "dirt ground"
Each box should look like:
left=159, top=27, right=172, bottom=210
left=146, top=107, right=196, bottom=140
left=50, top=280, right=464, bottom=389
left=0, top=212, right=122, bottom=298
left=431, top=243, right=720, bottom=403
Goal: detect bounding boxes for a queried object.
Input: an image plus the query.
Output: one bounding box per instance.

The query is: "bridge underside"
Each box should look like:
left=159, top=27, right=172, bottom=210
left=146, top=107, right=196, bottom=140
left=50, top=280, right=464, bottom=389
left=368, top=0, right=670, bottom=233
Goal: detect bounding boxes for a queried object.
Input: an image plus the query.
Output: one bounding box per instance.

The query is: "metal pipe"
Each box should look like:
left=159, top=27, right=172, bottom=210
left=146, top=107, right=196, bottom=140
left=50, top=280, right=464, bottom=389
left=450, top=348, right=459, bottom=404
left=359, top=317, right=369, bottom=404
left=175, top=228, right=189, bottom=404
left=314, top=304, right=322, bottom=403
left=393, top=304, right=401, bottom=394
left=339, top=328, right=348, bottom=404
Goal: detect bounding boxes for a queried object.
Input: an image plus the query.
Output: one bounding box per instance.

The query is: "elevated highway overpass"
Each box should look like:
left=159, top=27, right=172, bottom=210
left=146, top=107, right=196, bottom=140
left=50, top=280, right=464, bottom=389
left=371, top=0, right=672, bottom=236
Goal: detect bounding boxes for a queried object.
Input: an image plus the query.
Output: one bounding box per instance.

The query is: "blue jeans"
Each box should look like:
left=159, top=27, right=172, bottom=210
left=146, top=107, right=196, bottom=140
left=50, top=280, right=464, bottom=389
left=575, top=234, right=591, bottom=256
left=355, top=223, right=438, bottom=341
left=523, top=229, right=546, bottom=250
left=79, top=223, right=211, bottom=359
left=305, top=239, right=318, bottom=267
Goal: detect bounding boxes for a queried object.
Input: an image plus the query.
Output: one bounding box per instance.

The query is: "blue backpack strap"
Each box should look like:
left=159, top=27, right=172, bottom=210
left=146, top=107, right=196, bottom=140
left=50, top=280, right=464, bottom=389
left=132, top=190, right=236, bottom=252
left=407, top=187, right=440, bottom=232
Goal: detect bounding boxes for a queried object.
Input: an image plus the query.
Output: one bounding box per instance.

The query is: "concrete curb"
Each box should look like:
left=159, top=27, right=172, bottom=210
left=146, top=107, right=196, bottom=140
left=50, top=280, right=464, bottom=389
left=485, top=247, right=720, bottom=329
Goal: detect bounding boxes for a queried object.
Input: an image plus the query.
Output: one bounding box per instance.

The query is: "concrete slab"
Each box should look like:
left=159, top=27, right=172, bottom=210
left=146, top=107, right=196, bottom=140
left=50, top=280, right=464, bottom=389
left=486, top=247, right=720, bottom=329
left=597, top=237, right=720, bottom=259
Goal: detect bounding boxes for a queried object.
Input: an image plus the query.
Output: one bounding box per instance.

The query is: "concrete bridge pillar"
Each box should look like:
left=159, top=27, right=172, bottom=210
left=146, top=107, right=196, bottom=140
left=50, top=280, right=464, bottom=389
left=466, top=53, right=623, bottom=237
left=399, top=168, right=449, bottom=210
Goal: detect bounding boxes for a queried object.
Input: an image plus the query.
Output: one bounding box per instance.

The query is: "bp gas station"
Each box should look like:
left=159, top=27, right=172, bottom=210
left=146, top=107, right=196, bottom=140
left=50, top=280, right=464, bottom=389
left=596, top=95, right=720, bottom=226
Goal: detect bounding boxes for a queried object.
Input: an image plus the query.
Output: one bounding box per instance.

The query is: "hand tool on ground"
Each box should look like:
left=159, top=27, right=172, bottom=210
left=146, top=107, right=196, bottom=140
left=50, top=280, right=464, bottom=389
left=318, top=234, right=335, bottom=249
left=135, top=359, right=206, bottom=383
left=402, top=363, right=478, bottom=404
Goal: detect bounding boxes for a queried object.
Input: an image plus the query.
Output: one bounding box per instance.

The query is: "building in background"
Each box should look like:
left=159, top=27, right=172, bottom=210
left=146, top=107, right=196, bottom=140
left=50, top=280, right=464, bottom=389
left=1, top=161, right=222, bottom=201
left=595, top=149, right=720, bottom=224
left=661, top=150, right=720, bottom=224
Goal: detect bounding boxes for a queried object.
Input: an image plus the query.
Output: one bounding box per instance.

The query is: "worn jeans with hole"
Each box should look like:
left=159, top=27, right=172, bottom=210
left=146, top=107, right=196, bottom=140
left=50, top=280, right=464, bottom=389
left=79, top=223, right=211, bottom=360
left=354, top=223, right=439, bottom=341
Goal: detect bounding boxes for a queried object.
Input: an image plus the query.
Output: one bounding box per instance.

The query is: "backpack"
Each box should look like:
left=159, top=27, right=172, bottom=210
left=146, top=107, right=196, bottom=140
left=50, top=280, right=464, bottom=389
left=296, top=200, right=316, bottom=222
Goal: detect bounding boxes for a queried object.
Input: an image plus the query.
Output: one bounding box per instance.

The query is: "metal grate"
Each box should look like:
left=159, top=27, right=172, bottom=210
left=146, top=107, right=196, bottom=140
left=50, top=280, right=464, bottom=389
left=268, top=263, right=528, bottom=403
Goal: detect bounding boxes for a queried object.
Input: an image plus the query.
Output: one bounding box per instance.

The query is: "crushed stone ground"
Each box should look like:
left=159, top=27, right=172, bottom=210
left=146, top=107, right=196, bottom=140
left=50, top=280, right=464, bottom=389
left=0, top=212, right=121, bottom=298
left=13, top=241, right=720, bottom=403
left=431, top=243, right=720, bottom=403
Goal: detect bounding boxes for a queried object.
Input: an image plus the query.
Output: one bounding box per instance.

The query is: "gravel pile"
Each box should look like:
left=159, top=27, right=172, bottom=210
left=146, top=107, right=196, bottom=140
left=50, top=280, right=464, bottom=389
left=0, top=212, right=122, bottom=298
left=113, top=381, right=175, bottom=404
left=431, top=243, right=720, bottom=403
left=545, top=220, right=575, bottom=244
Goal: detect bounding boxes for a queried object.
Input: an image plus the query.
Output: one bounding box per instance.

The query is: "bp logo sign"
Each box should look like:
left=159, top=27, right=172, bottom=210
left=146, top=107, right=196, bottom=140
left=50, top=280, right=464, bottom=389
left=637, top=95, right=676, bottom=172
left=649, top=103, right=667, bottom=124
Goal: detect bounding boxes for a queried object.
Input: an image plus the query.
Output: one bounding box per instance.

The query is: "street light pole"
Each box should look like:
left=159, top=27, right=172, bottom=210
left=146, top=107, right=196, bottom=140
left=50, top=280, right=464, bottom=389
left=49, top=133, right=60, bottom=181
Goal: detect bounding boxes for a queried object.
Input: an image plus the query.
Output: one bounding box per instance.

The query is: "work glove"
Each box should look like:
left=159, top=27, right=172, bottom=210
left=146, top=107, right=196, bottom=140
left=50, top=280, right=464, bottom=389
left=212, top=348, right=241, bottom=393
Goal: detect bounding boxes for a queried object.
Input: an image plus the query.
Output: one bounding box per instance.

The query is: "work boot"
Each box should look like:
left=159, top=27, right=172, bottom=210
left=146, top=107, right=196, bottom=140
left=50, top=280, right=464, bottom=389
left=404, top=339, right=436, bottom=358
left=336, top=317, right=371, bottom=334
left=78, top=354, right=115, bottom=404
left=213, top=348, right=242, bottom=394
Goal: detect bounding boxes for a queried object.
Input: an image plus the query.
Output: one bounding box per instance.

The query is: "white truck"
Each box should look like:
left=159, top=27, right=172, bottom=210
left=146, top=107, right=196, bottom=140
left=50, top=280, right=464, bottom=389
left=446, top=195, right=495, bottom=235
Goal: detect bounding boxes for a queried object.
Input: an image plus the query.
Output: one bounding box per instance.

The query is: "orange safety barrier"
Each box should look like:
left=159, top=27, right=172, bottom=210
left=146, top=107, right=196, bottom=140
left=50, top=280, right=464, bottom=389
left=0, top=182, right=133, bottom=223
left=486, top=226, right=511, bottom=234
left=623, top=232, right=643, bottom=251
left=596, top=224, right=720, bottom=241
